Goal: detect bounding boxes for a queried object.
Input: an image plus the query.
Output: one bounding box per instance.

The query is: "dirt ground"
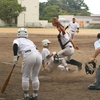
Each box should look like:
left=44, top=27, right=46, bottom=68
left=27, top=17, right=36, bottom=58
left=0, top=28, right=100, bottom=100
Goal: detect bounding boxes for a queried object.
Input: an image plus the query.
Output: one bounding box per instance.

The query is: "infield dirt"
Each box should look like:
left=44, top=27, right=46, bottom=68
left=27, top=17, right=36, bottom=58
left=0, top=28, right=100, bottom=100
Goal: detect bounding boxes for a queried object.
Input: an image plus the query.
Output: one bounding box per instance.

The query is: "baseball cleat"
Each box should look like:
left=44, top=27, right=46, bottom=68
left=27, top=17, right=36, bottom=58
left=88, top=83, right=100, bottom=90
left=30, top=96, right=38, bottom=100
left=22, top=97, right=30, bottom=100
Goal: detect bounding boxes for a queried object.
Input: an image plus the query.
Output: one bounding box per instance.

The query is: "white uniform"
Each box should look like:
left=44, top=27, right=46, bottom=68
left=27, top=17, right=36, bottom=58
left=94, top=39, right=100, bottom=50
left=42, top=48, right=66, bottom=70
left=67, top=21, right=79, bottom=39
left=57, top=32, right=74, bottom=66
left=13, top=38, right=42, bottom=91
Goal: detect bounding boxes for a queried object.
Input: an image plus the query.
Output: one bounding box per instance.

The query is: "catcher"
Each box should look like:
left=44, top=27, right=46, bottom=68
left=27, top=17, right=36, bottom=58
left=52, top=17, right=82, bottom=71
left=88, top=33, right=100, bottom=90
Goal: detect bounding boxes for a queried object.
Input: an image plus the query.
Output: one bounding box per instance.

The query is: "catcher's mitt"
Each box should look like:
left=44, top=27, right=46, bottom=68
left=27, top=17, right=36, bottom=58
left=52, top=17, right=60, bottom=27
left=85, top=61, right=96, bottom=75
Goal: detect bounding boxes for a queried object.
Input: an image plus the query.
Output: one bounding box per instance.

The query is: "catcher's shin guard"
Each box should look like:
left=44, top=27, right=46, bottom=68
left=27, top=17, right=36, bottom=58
left=88, top=65, right=100, bottom=90
left=67, top=59, right=82, bottom=71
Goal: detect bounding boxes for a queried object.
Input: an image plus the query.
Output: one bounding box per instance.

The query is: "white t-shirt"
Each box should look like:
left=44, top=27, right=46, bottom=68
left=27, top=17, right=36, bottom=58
left=68, top=22, right=79, bottom=32
left=94, top=39, right=100, bottom=50
left=41, top=48, right=52, bottom=65
left=60, top=32, right=73, bottom=47
left=13, top=38, right=38, bottom=56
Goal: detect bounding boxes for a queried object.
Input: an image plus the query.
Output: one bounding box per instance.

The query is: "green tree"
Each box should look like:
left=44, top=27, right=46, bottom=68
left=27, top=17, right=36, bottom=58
left=39, top=0, right=90, bottom=21
left=0, top=0, right=22, bottom=24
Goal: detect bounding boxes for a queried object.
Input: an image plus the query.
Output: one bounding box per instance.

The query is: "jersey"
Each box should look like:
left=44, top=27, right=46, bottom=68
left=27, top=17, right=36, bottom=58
left=60, top=32, right=73, bottom=48
left=94, top=39, right=100, bottom=50
left=68, top=22, right=79, bottom=32
left=41, top=48, right=52, bottom=65
left=13, top=38, right=38, bottom=56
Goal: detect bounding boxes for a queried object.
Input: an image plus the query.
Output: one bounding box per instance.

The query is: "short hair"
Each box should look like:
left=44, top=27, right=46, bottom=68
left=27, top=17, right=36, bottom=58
left=97, top=33, right=100, bottom=38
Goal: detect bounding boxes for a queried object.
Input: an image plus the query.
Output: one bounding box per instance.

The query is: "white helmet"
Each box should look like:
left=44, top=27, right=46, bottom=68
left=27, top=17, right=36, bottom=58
left=42, top=39, right=51, bottom=46
left=17, top=28, right=28, bottom=38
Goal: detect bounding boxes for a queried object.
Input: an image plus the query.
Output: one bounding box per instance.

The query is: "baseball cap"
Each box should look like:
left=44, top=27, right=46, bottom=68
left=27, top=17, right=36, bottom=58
left=97, top=33, right=100, bottom=38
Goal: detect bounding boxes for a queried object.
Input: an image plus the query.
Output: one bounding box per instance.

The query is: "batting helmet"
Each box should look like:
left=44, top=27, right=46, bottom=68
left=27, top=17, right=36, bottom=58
left=42, top=39, right=51, bottom=46
left=17, top=28, right=28, bottom=38
left=85, top=61, right=96, bottom=75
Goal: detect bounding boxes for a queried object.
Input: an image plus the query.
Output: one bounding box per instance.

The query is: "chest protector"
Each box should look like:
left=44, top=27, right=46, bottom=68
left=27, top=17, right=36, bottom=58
left=57, top=33, right=69, bottom=49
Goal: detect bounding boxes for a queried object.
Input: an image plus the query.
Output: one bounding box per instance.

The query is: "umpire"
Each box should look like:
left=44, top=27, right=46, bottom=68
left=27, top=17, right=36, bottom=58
left=88, top=33, right=100, bottom=90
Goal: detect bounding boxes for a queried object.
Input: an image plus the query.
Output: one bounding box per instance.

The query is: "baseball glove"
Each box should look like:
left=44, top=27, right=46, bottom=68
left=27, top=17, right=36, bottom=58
left=52, top=17, right=60, bottom=27
left=85, top=61, right=96, bottom=75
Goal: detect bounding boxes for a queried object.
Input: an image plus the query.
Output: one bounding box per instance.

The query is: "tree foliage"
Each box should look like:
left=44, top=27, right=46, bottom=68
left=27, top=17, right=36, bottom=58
left=0, top=0, right=22, bottom=24
left=39, top=0, right=91, bottom=22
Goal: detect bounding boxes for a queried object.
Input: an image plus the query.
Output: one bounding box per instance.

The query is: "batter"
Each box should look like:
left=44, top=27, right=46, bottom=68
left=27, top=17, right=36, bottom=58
left=13, top=28, right=42, bottom=100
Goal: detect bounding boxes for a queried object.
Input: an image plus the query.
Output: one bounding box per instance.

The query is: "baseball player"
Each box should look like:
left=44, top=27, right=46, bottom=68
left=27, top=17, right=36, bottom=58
left=88, top=33, right=100, bottom=90
left=13, top=28, right=42, bottom=100
left=52, top=18, right=82, bottom=71
left=41, top=39, right=74, bottom=72
left=65, top=17, right=79, bottom=39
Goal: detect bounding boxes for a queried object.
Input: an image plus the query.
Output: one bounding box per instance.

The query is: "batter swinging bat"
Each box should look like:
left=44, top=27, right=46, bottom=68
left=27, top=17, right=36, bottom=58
left=0, top=56, right=19, bottom=93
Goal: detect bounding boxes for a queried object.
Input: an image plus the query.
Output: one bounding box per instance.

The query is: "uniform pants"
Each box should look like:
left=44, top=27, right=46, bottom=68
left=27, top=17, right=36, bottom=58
left=21, top=51, right=42, bottom=91
left=57, top=46, right=74, bottom=66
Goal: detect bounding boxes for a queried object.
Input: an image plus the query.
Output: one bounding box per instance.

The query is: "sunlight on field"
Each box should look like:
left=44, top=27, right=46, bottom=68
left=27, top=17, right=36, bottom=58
left=0, top=28, right=100, bottom=35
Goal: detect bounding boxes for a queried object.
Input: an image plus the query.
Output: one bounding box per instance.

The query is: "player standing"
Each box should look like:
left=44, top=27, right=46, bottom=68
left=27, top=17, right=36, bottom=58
left=88, top=33, right=100, bottom=90
left=13, top=28, right=42, bottom=100
left=65, top=17, right=79, bottom=39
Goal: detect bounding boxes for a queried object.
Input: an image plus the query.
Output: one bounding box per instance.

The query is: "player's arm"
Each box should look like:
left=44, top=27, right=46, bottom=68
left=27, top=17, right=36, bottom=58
left=69, top=39, right=79, bottom=50
left=57, top=25, right=66, bottom=35
left=65, top=26, right=69, bottom=30
left=42, top=60, right=46, bottom=69
left=13, top=43, right=18, bottom=64
left=90, top=47, right=100, bottom=62
left=13, top=43, right=18, bottom=56
left=46, top=54, right=53, bottom=59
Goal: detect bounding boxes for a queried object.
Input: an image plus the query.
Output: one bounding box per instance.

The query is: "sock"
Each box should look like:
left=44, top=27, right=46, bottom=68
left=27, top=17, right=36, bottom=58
left=33, top=90, right=38, bottom=97
left=24, top=90, right=29, bottom=97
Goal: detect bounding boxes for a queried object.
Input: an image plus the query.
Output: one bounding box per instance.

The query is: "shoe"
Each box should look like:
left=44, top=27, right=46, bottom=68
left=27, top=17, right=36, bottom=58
left=68, top=69, right=75, bottom=73
left=30, top=96, right=38, bottom=100
left=65, top=66, right=75, bottom=73
left=41, top=68, right=45, bottom=71
left=22, top=97, right=30, bottom=100
left=88, top=83, right=100, bottom=90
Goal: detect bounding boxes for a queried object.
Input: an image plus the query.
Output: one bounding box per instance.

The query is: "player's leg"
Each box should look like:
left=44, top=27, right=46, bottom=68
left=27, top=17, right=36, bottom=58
left=30, top=52, right=42, bottom=100
left=88, top=65, right=100, bottom=90
left=21, top=53, right=36, bottom=100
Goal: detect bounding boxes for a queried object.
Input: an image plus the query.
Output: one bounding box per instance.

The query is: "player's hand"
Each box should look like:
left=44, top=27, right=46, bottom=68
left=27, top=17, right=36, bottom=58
left=13, top=56, right=18, bottom=65
left=52, top=51, right=57, bottom=55
left=74, top=46, right=79, bottom=50
left=90, top=57, right=95, bottom=62
left=76, top=30, right=79, bottom=33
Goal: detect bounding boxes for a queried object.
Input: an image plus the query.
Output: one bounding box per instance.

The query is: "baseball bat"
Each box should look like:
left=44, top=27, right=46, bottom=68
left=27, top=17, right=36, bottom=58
left=0, top=56, right=19, bottom=93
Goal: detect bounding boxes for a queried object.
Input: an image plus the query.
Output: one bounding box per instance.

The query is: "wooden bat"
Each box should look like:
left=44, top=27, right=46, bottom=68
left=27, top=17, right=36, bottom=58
left=0, top=56, right=19, bottom=93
